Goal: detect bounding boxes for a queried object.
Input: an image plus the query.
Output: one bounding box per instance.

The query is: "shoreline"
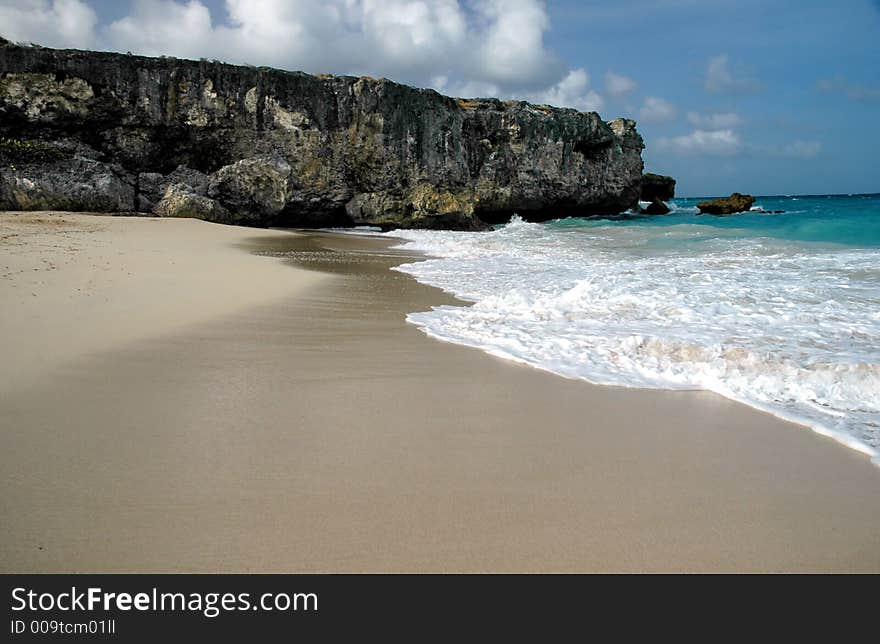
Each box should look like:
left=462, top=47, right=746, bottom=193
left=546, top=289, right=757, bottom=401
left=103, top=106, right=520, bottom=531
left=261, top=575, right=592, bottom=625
left=382, top=214, right=880, bottom=469
left=349, top=230, right=876, bottom=466
left=1, top=217, right=879, bottom=572
left=330, top=228, right=880, bottom=470
left=399, top=300, right=880, bottom=467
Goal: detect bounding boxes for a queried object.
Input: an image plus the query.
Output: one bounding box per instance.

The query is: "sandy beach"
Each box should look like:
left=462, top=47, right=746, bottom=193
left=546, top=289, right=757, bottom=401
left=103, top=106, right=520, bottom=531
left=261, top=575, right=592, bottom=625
left=1, top=213, right=879, bottom=572
left=0, top=212, right=328, bottom=393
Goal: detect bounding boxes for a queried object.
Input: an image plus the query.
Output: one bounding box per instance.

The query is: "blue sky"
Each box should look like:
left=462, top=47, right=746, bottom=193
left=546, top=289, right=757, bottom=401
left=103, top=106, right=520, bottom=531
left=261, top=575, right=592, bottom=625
left=1, top=0, right=878, bottom=196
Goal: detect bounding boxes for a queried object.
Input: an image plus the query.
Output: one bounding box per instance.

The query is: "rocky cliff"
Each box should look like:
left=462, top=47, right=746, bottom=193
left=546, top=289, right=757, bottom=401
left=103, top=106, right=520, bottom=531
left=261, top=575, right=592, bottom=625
left=0, top=40, right=644, bottom=230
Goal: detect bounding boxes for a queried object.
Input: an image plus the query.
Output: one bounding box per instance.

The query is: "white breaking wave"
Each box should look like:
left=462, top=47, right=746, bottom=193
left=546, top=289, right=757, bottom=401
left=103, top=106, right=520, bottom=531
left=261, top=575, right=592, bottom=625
left=637, top=199, right=698, bottom=215
left=316, top=226, right=384, bottom=234
left=665, top=200, right=699, bottom=214
left=387, top=216, right=880, bottom=464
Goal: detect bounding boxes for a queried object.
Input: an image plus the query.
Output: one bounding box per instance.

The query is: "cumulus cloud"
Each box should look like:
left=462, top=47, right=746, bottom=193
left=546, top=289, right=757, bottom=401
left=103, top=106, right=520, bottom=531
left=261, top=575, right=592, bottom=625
left=656, top=129, right=742, bottom=156
left=474, top=0, right=563, bottom=90
left=659, top=129, right=821, bottom=160
left=0, top=0, right=97, bottom=48
left=604, top=71, right=637, bottom=99
left=434, top=67, right=604, bottom=112
left=816, top=76, right=880, bottom=104
left=430, top=76, right=500, bottom=100
left=527, top=69, right=604, bottom=112
left=704, top=54, right=759, bottom=94
left=104, top=0, right=467, bottom=78
left=0, top=0, right=651, bottom=115
left=98, top=0, right=569, bottom=97
left=104, top=0, right=215, bottom=60
left=638, top=96, right=677, bottom=123
left=669, top=108, right=816, bottom=160
left=687, top=111, right=743, bottom=129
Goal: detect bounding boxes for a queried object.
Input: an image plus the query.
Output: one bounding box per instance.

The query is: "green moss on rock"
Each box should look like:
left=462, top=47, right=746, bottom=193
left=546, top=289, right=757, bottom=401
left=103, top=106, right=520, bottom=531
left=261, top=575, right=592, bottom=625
left=0, top=137, right=67, bottom=163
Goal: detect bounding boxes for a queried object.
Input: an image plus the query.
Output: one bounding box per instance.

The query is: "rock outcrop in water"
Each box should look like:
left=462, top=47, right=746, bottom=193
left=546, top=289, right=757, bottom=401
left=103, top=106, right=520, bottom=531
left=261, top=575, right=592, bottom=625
left=697, top=192, right=755, bottom=215
left=637, top=172, right=675, bottom=215
left=0, top=40, right=645, bottom=230
left=640, top=172, right=675, bottom=202
left=642, top=197, right=670, bottom=215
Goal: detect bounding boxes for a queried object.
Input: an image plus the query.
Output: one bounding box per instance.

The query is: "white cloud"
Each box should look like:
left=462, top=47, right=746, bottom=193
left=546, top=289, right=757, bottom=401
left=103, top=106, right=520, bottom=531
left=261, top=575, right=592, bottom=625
left=704, top=54, right=759, bottom=94
left=527, top=68, right=604, bottom=112
left=657, top=128, right=820, bottom=160
left=781, top=140, right=821, bottom=159
left=0, top=0, right=638, bottom=115
left=638, top=96, right=677, bottom=123
left=437, top=67, right=604, bottom=112
left=104, top=0, right=215, bottom=60
left=604, top=71, right=637, bottom=99
left=657, top=129, right=742, bottom=156
left=687, top=111, right=743, bottom=129
left=99, top=0, right=567, bottom=97
left=431, top=76, right=501, bottom=99
left=816, top=76, right=880, bottom=104
left=0, top=0, right=97, bottom=48
left=474, top=0, right=562, bottom=89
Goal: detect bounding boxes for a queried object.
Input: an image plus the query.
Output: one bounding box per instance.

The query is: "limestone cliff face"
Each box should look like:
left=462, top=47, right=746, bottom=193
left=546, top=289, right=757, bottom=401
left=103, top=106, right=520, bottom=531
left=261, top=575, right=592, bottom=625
left=0, top=41, right=644, bottom=229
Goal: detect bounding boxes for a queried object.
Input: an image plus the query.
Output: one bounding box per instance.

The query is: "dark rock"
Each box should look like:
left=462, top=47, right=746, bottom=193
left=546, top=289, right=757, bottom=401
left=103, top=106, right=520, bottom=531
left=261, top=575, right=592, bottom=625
left=0, top=136, right=67, bottom=163
left=640, top=172, right=675, bottom=202
left=136, top=165, right=209, bottom=212
left=207, top=156, right=292, bottom=223
left=643, top=197, right=670, bottom=215
left=697, top=192, right=755, bottom=215
left=0, top=41, right=645, bottom=229
left=135, top=172, right=164, bottom=212
left=0, top=156, right=135, bottom=211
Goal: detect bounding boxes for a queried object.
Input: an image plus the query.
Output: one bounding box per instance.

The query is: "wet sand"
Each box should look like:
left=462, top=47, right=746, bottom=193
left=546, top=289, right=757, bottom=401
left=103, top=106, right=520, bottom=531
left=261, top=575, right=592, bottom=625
left=1, top=222, right=879, bottom=572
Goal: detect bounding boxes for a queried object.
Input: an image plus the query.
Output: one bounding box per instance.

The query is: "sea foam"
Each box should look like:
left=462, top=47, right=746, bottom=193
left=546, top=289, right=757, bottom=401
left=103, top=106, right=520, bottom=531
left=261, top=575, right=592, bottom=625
left=387, top=205, right=880, bottom=464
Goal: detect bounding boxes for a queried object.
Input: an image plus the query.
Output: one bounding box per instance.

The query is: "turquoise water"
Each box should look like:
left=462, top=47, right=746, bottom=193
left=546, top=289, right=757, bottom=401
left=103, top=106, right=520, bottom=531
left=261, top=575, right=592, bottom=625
left=390, top=194, right=880, bottom=464
left=552, top=194, right=880, bottom=248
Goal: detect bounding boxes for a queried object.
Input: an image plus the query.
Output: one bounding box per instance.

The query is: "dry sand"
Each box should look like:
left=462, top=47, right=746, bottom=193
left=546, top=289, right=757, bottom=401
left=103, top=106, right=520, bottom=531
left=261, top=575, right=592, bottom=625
left=0, top=212, right=327, bottom=392
left=1, top=217, right=879, bottom=572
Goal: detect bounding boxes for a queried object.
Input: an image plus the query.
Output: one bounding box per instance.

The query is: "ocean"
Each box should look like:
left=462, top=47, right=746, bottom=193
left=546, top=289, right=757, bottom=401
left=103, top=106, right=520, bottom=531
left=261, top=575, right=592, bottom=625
left=386, top=194, right=880, bottom=464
